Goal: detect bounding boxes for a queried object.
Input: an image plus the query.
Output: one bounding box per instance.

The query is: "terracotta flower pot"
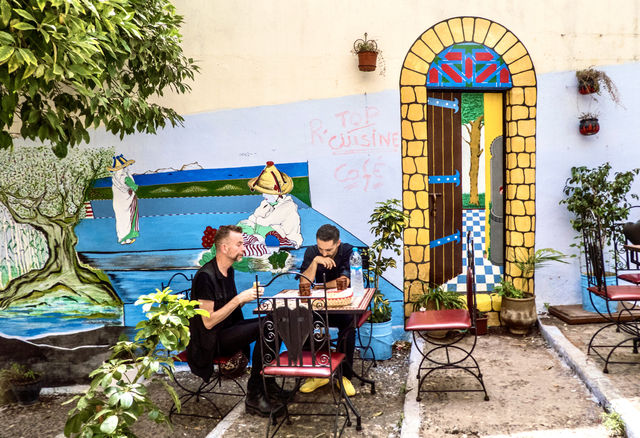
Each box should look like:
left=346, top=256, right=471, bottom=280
left=357, top=51, right=378, bottom=72
left=579, top=118, right=600, bottom=136
left=500, top=294, right=536, bottom=335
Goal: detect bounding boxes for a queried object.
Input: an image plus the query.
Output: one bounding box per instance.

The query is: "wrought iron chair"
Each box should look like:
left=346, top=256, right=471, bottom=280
left=405, top=231, right=489, bottom=401
left=583, top=220, right=640, bottom=373
left=163, top=273, right=246, bottom=420
left=354, top=248, right=377, bottom=382
left=256, top=271, right=359, bottom=437
left=615, top=206, right=640, bottom=285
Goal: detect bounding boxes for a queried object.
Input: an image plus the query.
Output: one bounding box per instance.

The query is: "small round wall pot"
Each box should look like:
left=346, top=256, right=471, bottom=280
left=578, top=82, right=598, bottom=95
left=500, top=294, right=537, bottom=335
left=579, top=118, right=599, bottom=136
left=357, top=51, right=378, bottom=72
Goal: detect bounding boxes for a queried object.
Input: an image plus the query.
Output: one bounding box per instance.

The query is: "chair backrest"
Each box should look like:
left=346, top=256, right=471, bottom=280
left=582, top=221, right=609, bottom=292
left=465, top=231, right=477, bottom=325
left=162, top=272, right=194, bottom=299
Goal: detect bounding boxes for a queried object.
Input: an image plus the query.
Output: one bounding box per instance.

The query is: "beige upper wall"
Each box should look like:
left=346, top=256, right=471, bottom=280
left=169, top=0, right=640, bottom=114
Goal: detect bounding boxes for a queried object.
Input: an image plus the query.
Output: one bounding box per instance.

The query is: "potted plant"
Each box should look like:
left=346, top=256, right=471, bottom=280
left=575, top=68, right=621, bottom=105
left=496, top=248, right=567, bottom=335
left=560, top=163, right=639, bottom=312
left=579, top=112, right=600, bottom=136
left=411, top=283, right=466, bottom=338
left=352, top=32, right=382, bottom=73
left=359, top=199, right=408, bottom=360
left=0, top=363, right=43, bottom=405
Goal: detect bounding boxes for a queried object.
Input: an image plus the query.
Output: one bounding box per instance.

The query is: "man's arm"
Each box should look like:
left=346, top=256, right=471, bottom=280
left=198, top=287, right=260, bottom=329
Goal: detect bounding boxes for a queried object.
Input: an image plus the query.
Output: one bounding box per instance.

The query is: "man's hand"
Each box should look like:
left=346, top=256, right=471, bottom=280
left=236, top=286, right=264, bottom=304
left=314, top=256, right=336, bottom=269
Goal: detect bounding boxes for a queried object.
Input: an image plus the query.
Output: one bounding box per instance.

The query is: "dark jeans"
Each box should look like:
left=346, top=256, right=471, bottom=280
left=217, top=318, right=265, bottom=395
left=329, top=314, right=355, bottom=379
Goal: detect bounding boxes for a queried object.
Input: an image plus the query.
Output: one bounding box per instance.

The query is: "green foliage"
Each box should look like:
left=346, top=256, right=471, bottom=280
left=365, top=199, right=409, bottom=323
left=493, top=279, right=526, bottom=299
left=560, top=163, right=639, bottom=244
left=0, top=0, right=198, bottom=156
left=601, top=411, right=625, bottom=437
left=461, top=93, right=484, bottom=125
left=0, top=362, right=40, bottom=383
left=497, top=247, right=568, bottom=298
left=411, top=283, right=465, bottom=311
left=268, top=251, right=289, bottom=270
left=64, top=287, right=206, bottom=437
left=352, top=33, right=378, bottom=53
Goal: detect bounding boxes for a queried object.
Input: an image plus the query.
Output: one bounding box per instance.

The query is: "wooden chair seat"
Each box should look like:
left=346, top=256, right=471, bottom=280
left=406, top=309, right=471, bottom=331
left=263, top=351, right=345, bottom=378
left=618, top=273, right=640, bottom=285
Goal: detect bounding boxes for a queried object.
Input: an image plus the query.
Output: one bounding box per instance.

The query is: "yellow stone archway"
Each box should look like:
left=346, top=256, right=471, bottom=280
left=400, top=17, right=537, bottom=316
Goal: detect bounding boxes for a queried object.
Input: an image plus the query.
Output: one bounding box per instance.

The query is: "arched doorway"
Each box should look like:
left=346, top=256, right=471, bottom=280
left=400, top=17, right=537, bottom=317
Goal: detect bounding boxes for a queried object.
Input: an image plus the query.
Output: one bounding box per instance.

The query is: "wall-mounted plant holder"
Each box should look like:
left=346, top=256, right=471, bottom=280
left=579, top=113, right=600, bottom=136
left=575, top=68, right=621, bottom=105
left=353, top=32, right=379, bottom=72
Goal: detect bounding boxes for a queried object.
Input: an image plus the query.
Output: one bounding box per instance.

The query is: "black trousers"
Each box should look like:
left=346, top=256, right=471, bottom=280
left=329, top=314, right=356, bottom=379
left=216, top=318, right=265, bottom=395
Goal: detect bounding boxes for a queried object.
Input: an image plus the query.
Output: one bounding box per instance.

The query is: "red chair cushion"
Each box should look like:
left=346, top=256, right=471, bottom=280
left=588, top=285, right=640, bottom=301
left=262, top=351, right=345, bottom=378
left=405, top=309, right=471, bottom=331
left=618, top=273, right=640, bottom=285
left=356, top=310, right=372, bottom=328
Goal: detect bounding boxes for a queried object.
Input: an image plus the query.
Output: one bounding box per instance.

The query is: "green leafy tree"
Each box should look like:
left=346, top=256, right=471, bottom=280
left=0, top=0, right=198, bottom=157
left=0, top=146, right=120, bottom=309
left=461, top=93, right=484, bottom=206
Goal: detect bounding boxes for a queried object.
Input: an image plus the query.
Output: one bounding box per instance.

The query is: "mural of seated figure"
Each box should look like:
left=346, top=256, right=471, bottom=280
left=238, top=161, right=303, bottom=254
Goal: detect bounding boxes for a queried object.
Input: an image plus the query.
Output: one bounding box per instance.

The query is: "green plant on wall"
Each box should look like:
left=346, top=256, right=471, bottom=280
left=64, top=287, right=205, bottom=437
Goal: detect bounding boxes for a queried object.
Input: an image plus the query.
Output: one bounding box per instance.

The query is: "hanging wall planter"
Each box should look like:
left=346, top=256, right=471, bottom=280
left=353, top=32, right=380, bottom=72
left=579, top=113, right=600, bottom=136
left=575, top=68, right=621, bottom=105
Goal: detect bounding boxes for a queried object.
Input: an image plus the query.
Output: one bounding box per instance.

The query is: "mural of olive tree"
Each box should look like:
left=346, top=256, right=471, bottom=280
left=0, top=146, right=122, bottom=312
left=462, top=93, right=485, bottom=207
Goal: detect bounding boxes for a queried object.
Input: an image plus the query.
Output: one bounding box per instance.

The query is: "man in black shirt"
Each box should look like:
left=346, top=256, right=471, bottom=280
left=299, top=224, right=356, bottom=397
left=186, top=225, right=284, bottom=417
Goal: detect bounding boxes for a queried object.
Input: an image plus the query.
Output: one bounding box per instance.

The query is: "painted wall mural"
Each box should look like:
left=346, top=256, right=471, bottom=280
left=400, top=16, right=537, bottom=317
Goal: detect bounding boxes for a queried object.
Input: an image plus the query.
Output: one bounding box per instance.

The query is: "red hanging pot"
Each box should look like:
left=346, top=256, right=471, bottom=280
left=357, top=51, right=378, bottom=72
left=579, top=118, right=600, bottom=135
left=578, top=80, right=599, bottom=95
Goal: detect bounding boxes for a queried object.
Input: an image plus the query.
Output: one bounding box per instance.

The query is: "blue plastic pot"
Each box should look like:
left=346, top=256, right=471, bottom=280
left=358, top=319, right=393, bottom=360
left=581, top=274, right=618, bottom=313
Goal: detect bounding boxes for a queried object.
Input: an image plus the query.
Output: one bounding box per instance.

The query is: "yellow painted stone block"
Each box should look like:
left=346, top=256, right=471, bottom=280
left=408, top=141, right=423, bottom=157
left=405, top=262, right=417, bottom=280
left=507, top=153, right=517, bottom=169
left=525, top=201, right=535, bottom=215
left=475, top=294, right=494, bottom=313
left=462, top=17, right=474, bottom=41
left=403, top=174, right=409, bottom=190
left=487, top=310, right=501, bottom=325
left=434, top=22, right=454, bottom=47
left=448, top=18, right=464, bottom=42
left=517, top=120, right=536, bottom=137
left=404, top=191, right=417, bottom=211
left=506, top=184, right=517, bottom=200
left=511, top=200, right=525, bottom=215
left=529, top=107, right=536, bottom=118
left=413, top=121, right=427, bottom=140
left=404, top=52, right=429, bottom=74
left=417, top=228, right=429, bottom=245
left=509, top=55, right=533, bottom=75
left=403, top=157, right=417, bottom=174
left=516, top=184, right=529, bottom=200
left=525, top=87, right=537, bottom=106
left=415, top=157, right=428, bottom=174
left=513, top=70, right=537, bottom=87
left=416, top=191, right=429, bottom=209
left=401, top=69, right=427, bottom=86
left=532, top=215, right=536, bottom=230
left=511, top=231, right=524, bottom=247
left=402, top=140, right=407, bottom=156
left=494, top=32, right=517, bottom=55
left=410, top=209, right=424, bottom=228
left=507, top=122, right=518, bottom=136
left=408, top=104, right=424, bottom=121
left=510, top=169, right=524, bottom=184
left=402, top=120, right=415, bottom=140
left=421, top=29, right=444, bottom=54
left=411, top=39, right=435, bottom=63
left=474, top=18, right=490, bottom=43
left=507, top=216, right=515, bottom=231
left=524, top=232, right=535, bottom=247
left=511, top=136, right=524, bottom=152
left=408, top=279, right=425, bottom=300
left=418, top=263, right=429, bottom=281
left=404, top=227, right=417, bottom=245
left=505, top=106, right=511, bottom=120
left=484, top=22, right=507, bottom=48
left=409, top=174, right=425, bottom=191
left=530, top=154, right=536, bottom=168
left=409, top=245, right=424, bottom=262
left=525, top=136, right=536, bottom=152
left=401, top=87, right=416, bottom=103
left=511, top=105, right=529, bottom=120
left=517, top=153, right=530, bottom=168
left=401, top=104, right=408, bottom=119
left=509, top=87, right=525, bottom=105
left=515, top=216, right=531, bottom=232
left=415, top=86, right=427, bottom=103
left=503, top=42, right=527, bottom=64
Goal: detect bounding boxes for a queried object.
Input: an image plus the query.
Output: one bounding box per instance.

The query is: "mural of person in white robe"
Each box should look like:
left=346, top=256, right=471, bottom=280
left=238, top=161, right=303, bottom=250
left=108, top=154, right=139, bottom=245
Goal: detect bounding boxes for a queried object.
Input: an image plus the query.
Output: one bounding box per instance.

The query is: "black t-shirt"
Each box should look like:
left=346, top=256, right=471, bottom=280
left=300, top=242, right=354, bottom=283
left=186, top=257, right=244, bottom=381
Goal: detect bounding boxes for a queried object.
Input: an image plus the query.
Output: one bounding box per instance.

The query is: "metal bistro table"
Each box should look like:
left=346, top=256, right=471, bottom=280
left=254, top=287, right=377, bottom=388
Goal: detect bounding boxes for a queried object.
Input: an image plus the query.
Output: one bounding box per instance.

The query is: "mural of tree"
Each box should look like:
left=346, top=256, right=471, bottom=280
left=461, top=93, right=485, bottom=206
left=0, top=0, right=198, bottom=157
left=0, top=146, right=121, bottom=310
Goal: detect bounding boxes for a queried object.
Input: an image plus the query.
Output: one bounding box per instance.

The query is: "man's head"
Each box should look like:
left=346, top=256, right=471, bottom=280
left=316, top=224, right=340, bottom=258
left=214, top=225, right=244, bottom=262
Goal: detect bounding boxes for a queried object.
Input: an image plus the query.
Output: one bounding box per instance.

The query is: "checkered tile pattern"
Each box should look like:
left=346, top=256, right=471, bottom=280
left=445, top=209, right=504, bottom=292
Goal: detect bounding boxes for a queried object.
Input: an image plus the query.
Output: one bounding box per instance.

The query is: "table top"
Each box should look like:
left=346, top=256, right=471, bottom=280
left=254, top=287, right=375, bottom=314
